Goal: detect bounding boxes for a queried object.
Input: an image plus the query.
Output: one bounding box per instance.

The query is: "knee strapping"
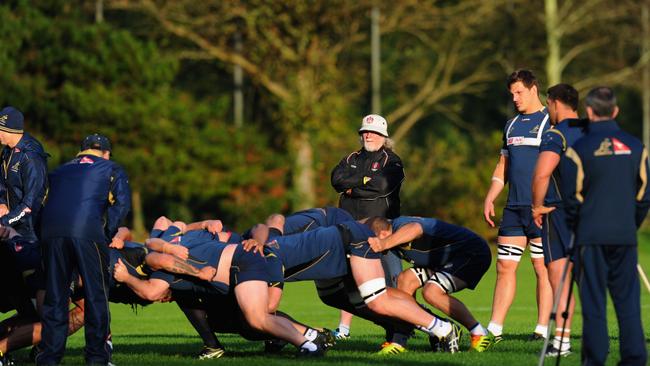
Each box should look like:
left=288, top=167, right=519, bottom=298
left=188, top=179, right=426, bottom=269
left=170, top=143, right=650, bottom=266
left=358, top=278, right=387, bottom=304
left=497, top=244, right=524, bottom=262
left=529, top=241, right=544, bottom=259
left=426, top=271, right=458, bottom=294
left=410, top=267, right=433, bottom=287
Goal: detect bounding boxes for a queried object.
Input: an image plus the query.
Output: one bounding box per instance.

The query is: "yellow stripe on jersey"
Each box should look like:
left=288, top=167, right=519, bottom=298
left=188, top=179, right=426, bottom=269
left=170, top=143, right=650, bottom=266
left=547, top=129, right=567, bottom=151
left=637, top=147, right=648, bottom=201
left=565, top=147, right=584, bottom=203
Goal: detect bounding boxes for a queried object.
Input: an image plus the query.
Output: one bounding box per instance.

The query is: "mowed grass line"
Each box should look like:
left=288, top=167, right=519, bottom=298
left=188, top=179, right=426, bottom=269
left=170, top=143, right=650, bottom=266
left=5, top=236, right=650, bottom=365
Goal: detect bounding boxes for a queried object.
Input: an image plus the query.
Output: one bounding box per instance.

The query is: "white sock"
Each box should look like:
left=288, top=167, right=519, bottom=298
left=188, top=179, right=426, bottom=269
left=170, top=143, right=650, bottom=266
left=304, top=328, right=318, bottom=342
left=300, top=341, right=317, bottom=351
left=534, top=324, right=548, bottom=338
left=470, top=323, right=487, bottom=336
left=553, top=328, right=571, bottom=351
left=487, top=322, right=503, bottom=336
left=417, top=317, right=452, bottom=338
left=337, top=324, right=350, bottom=335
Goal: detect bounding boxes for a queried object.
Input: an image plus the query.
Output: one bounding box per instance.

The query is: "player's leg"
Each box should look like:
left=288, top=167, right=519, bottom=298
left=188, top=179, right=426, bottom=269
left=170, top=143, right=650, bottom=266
left=397, top=268, right=426, bottom=296
left=349, top=255, right=458, bottom=347
left=545, top=257, right=575, bottom=355
left=529, top=237, right=552, bottom=340
left=488, top=234, right=527, bottom=339
left=235, top=280, right=322, bottom=355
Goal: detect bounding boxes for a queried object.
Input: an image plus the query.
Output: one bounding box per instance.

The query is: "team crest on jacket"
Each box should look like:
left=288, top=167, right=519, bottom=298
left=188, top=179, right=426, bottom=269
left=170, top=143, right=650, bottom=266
left=79, top=156, right=95, bottom=164
left=594, top=137, right=631, bottom=156
left=10, top=162, right=20, bottom=172
left=371, top=162, right=380, bottom=171
left=529, top=125, right=540, bottom=134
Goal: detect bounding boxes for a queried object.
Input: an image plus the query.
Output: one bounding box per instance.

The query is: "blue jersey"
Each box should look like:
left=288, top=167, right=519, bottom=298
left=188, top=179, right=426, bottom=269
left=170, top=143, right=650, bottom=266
left=539, top=119, right=587, bottom=206
left=283, top=207, right=354, bottom=235
left=267, top=220, right=375, bottom=282
left=501, top=109, right=550, bottom=206
left=391, top=216, right=487, bottom=267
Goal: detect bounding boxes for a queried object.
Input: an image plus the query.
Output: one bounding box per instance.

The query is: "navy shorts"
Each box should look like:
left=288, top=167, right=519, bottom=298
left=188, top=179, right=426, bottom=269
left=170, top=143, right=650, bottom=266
left=231, top=246, right=271, bottom=287
left=412, top=239, right=491, bottom=291
left=542, top=207, right=573, bottom=264
left=498, top=206, right=541, bottom=238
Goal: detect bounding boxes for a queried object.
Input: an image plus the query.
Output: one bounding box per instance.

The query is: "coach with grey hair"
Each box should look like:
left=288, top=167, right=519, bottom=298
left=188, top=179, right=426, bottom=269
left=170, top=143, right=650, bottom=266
left=330, top=114, right=405, bottom=341
left=560, top=87, right=648, bottom=366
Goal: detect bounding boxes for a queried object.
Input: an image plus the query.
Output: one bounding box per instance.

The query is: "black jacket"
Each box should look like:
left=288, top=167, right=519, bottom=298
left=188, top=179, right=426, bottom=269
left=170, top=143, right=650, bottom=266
left=331, top=147, right=404, bottom=219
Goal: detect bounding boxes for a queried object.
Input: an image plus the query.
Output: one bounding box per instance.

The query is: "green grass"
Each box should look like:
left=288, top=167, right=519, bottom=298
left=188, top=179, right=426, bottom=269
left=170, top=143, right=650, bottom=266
left=5, top=238, right=650, bottom=365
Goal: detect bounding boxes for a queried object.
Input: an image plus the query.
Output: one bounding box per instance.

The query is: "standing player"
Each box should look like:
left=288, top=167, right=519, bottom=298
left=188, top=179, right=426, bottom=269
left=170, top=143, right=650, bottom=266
left=0, top=106, right=49, bottom=315
left=560, top=87, right=648, bottom=366
left=38, top=134, right=131, bottom=366
left=331, top=114, right=405, bottom=340
left=531, top=84, right=585, bottom=356
left=483, top=70, right=553, bottom=342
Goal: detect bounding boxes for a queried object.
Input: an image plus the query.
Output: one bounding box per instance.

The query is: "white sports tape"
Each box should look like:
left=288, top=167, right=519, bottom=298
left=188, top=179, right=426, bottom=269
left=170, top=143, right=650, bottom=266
left=529, top=241, right=545, bottom=259
left=497, top=244, right=525, bottom=262
left=358, top=277, right=387, bottom=304
left=426, top=271, right=458, bottom=294
left=410, top=267, right=433, bottom=287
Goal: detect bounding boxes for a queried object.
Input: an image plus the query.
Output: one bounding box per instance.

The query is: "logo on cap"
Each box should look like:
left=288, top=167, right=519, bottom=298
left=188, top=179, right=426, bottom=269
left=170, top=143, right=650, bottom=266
left=366, top=116, right=374, bottom=124
left=0, top=115, right=7, bottom=126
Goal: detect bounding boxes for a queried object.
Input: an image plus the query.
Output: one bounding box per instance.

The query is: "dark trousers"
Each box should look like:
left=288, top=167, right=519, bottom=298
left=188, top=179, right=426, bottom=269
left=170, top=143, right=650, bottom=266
left=38, top=237, right=111, bottom=365
left=574, top=245, right=647, bottom=366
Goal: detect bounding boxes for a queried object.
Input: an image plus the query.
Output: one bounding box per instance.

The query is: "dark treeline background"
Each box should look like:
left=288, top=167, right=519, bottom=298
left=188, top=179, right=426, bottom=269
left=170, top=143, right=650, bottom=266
left=1, top=0, right=648, bottom=239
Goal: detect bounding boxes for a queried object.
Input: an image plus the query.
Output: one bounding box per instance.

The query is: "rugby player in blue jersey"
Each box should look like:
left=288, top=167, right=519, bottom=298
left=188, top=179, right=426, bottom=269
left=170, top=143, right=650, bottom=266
left=368, top=216, right=492, bottom=352
left=251, top=217, right=462, bottom=353
left=483, top=70, right=553, bottom=342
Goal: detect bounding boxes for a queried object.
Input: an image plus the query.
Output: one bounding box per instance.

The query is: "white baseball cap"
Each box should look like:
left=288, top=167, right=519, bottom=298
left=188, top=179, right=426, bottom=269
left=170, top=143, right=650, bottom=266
left=359, top=114, right=388, bottom=137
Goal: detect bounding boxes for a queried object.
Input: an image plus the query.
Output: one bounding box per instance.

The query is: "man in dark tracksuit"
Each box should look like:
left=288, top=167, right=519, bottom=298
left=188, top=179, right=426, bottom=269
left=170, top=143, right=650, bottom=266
left=560, top=87, right=649, bottom=366
left=0, top=106, right=48, bottom=311
left=38, top=134, right=131, bottom=366
left=330, top=114, right=405, bottom=339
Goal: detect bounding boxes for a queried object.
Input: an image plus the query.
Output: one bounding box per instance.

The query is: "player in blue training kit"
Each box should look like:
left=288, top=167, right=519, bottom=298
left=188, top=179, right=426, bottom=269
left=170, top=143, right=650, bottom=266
left=114, top=218, right=327, bottom=357
left=483, top=70, right=553, bottom=342
left=559, top=87, right=648, bottom=366
left=369, top=216, right=492, bottom=352
left=256, top=217, right=462, bottom=353
left=531, top=84, right=586, bottom=357
left=268, top=206, right=354, bottom=237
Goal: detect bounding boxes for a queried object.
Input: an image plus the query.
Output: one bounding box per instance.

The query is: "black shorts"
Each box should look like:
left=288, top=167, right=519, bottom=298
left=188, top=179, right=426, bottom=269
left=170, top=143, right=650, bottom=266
left=542, top=207, right=573, bottom=264
left=230, top=246, right=271, bottom=287
left=498, top=206, right=541, bottom=238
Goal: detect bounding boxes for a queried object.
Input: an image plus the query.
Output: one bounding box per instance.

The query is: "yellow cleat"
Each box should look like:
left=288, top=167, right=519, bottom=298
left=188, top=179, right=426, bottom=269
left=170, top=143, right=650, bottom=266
left=470, top=333, right=494, bottom=352
left=377, top=342, right=407, bottom=355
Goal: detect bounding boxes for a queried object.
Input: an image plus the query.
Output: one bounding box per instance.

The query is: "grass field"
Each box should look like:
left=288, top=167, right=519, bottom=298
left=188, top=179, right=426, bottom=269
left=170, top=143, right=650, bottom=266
left=5, top=236, right=650, bottom=365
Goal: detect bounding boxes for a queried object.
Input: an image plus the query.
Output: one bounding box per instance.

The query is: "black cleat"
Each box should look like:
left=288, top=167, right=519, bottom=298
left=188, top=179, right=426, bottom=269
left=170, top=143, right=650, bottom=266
left=527, top=332, right=546, bottom=341
left=439, top=322, right=462, bottom=354
left=428, top=334, right=441, bottom=352
left=197, top=345, right=225, bottom=360
left=264, top=338, right=289, bottom=353
left=314, top=328, right=336, bottom=349
left=297, top=342, right=326, bottom=357
left=545, top=344, right=571, bottom=357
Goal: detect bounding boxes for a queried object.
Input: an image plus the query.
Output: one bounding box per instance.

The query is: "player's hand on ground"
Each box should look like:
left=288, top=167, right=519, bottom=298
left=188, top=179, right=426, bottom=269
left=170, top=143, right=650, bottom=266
left=368, top=237, right=384, bottom=252
left=113, top=258, right=129, bottom=282
left=198, top=266, right=217, bottom=281
left=109, top=237, right=125, bottom=249
left=170, top=244, right=189, bottom=260
left=483, top=200, right=496, bottom=227
left=203, top=220, right=223, bottom=235
left=532, top=205, right=555, bottom=228
left=0, top=204, right=8, bottom=218
left=242, top=239, right=264, bottom=256
left=158, top=289, right=173, bottom=303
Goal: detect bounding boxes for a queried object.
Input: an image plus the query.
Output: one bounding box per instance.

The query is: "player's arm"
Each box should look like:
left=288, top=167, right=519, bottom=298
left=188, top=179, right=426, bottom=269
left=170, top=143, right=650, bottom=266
left=0, top=154, right=47, bottom=226
left=144, top=238, right=189, bottom=259
left=531, top=151, right=560, bottom=226
left=106, top=166, right=132, bottom=239
left=635, top=147, right=650, bottom=227
left=483, top=154, right=508, bottom=227
left=331, top=155, right=365, bottom=192
left=109, top=227, right=132, bottom=249
left=144, top=252, right=216, bottom=281
left=369, top=222, right=423, bottom=252
left=184, top=220, right=223, bottom=234
left=348, top=155, right=405, bottom=198
left=113, top=258, right=170, bottom=301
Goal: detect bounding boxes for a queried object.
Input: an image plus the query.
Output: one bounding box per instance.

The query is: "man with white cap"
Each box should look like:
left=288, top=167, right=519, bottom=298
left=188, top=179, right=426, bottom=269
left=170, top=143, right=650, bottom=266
left=330, top=114, right=405, bottom=353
